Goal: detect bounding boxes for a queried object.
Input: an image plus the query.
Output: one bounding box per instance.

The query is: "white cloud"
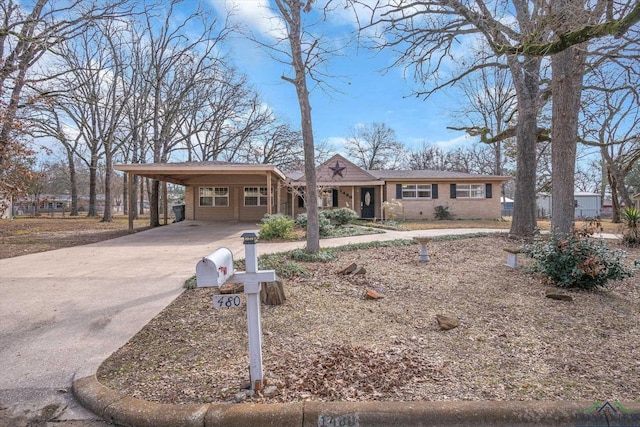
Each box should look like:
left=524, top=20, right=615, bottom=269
left=432, top=134, right=473, bottom=149
left=209, top=0, right=287, bottom=40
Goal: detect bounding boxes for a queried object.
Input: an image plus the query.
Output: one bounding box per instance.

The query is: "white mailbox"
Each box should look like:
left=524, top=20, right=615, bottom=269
left=196, top=247, right=234, bottom=287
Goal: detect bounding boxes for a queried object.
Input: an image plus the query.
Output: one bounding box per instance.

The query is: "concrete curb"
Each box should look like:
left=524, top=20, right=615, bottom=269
left=72, top=375, right=640, bottom=426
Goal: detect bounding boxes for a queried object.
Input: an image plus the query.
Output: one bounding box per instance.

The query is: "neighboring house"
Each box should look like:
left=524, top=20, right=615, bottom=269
left=114, top=154, right=510, bottom=226
left=537, top=192, right=602, bottom=219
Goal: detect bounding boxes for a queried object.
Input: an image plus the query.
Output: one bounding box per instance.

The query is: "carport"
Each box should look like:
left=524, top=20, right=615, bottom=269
left=115, top=161, right=288, bottom=231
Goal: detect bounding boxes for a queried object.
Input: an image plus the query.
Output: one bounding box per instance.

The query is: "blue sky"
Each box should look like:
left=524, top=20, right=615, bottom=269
left=208, top=0, right=474, bottom=153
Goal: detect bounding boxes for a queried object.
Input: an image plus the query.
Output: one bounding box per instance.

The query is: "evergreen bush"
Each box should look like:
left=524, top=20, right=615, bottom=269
left=620, top=206, right=640, bottom=247
left=258, top=213, right=295, bottom=240
left=523, top=234, right=633, bottom=289
left=434, top=205, right=454, bottom=220
left=296, top=212, right=334, bottom=237
left=323, top=208, right=358, bottom=225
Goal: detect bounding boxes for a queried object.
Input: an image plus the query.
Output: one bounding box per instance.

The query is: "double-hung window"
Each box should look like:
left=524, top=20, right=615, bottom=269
left=244, top=187, right=273, bottom=206
left=199, top=187, right=229, bottom=207
left=456, top=184, right=485, bottom=198
left=402, top=184, right=432, bottom=199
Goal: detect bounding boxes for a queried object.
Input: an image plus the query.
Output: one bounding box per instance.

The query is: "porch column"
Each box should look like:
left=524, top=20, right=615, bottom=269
left=276, top=180, right=281, bottom=214
left=267, top=173, right=272, bottom=214
left=351, top=187, right=355, bottom=211
left=380, top=185, right=384, bottom=220
left=128, top=172, right=134, bottom=232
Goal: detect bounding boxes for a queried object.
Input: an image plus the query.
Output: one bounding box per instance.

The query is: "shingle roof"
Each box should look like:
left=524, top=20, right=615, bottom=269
left=368, top=169, right=507, bottom=180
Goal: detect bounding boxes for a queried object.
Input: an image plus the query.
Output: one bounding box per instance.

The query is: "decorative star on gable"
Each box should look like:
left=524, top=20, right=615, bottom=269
left=329, top=161, right=346, bottom=178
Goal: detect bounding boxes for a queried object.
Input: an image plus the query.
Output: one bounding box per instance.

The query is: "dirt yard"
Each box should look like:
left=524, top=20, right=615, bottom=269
left=97, top=235, right=640, bottom=405
left=2, top=217, right=637, bottom=405
left=0, top=216, right=150, bottom=259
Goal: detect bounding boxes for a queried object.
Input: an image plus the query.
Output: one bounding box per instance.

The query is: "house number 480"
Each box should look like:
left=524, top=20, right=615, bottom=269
left=213, top=294, right=242, bottom=309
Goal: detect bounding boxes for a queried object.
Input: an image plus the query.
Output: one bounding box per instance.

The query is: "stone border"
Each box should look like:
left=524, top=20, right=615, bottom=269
left=72, top=375, right=640, bottom=426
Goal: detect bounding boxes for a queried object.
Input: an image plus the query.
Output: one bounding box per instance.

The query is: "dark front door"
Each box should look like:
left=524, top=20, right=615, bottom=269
left=361, top=187, right=375, bottom=219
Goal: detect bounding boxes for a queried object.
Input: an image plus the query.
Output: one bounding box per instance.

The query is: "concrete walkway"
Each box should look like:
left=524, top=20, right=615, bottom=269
left=0, top=222, right=623, bottom=426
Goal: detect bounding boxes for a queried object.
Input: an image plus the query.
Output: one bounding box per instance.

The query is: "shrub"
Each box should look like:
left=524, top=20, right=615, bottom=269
left=323, top=208, right=358, bottom=225
left=523, top=234, right=633, bottom=289
left=296, top=212, right=334, bottom=237
left=620, top=206, right=640, bottom=247
left=434, top=205, right=453, bottom=220
left=258, top=214, right=295, bottom=240
left=383, top=200, right=404, bottom=221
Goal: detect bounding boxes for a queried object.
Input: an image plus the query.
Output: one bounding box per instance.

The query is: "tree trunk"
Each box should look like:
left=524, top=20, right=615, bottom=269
left=276, top=0, right=320, bottom=253
left=609, top=169, right=621, bottom=223
left=550, top=42, right=585, bottom=236
left=102, top=149, right=113, bottom=222
left=260, top=281, right=286, bottom=306
left=87, top=156, right=98, bottom=217
left=508, top=57, right=540, bottom=238
left=65, top=146, right=79, bottom=216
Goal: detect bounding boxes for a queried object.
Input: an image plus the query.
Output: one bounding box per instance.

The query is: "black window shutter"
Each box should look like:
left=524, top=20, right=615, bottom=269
left=332, top=188, right=339, bottom=207
left=297, top=195, right=304, bottom=208
left=396, top=184, right=403, bottom=199
left=485, top=183, right=492, bottom=198
left=432, top=184, right=438, bottom=199
left=450, top=184, right=457, bottom=199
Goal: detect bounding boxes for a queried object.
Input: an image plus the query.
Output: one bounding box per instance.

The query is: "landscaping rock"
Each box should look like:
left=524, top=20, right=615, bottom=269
left=337, top=263, right=358, bottom=275
left=233, top=392, right=246, bottom=403
left=263, top=385, right=278, bottom=398
left=351, top=266, right=366, bottom=275
left=436, top=314, right=459, bottom=331
left=545, top=290, right=573, bottom=301
left=364, top=289, right=384, bottom=300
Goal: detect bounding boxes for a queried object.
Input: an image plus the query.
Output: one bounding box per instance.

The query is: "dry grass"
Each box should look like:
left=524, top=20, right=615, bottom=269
left=97, top=235, right=640, bottom=405
left=0, top=216, right=150, bottom=259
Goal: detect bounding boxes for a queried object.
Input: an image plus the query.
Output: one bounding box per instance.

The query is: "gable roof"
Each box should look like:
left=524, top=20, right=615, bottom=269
left=289, top=154, right=384, bottom=186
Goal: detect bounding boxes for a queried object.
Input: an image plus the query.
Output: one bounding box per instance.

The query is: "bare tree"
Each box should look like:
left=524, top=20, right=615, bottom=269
left=449, top=60, right=517, bottom=177
left=50, top=20, right=133, bottom=220
left=29, top=103, right=83, bottom=215
left=351, top=0, right=639, bottom=237
left=581, top=66, right=640, bottom=221
left=181, top=71, right=273, bottom=163
left=406, top=144, right=455, bottom=171
left=351, top=0, right=547, bottom=237
left=345, top=122, right=405, bottom=170
left=0, top=0, right=128, bottom=209
left=142, top=1, right=234, bottom=226
left=238, top=123, right=305, bottom=170
left=267, top=0, right=335, bottom=253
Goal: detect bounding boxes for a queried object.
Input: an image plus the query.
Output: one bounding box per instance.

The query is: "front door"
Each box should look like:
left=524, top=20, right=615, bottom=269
left=361, top=187, right=375, bottom=219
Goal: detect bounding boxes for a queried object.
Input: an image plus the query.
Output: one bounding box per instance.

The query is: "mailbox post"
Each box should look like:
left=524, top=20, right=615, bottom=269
left=234, top=232, right=276, bottom=391
left=242, top=232, right=264, bottom=391
left=195, top=233, right=275, bottom=391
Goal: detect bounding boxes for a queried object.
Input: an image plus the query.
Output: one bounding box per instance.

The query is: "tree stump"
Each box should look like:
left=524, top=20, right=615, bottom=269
left=260, top=280, right=286, bottom=305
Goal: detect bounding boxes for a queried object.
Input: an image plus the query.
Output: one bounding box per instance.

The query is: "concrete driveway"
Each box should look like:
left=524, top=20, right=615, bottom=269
left=0, top=221, right=269, bottom=425
left=0, top=221, right=508, bottom=425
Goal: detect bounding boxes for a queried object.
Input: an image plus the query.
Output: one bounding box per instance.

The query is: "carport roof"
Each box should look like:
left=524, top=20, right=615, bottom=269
left=115, top=161, right=287, bottom=185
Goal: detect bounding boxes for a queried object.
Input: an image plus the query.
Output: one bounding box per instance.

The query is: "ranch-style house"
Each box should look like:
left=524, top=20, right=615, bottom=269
left=115, top=154, right=510, bottom=227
